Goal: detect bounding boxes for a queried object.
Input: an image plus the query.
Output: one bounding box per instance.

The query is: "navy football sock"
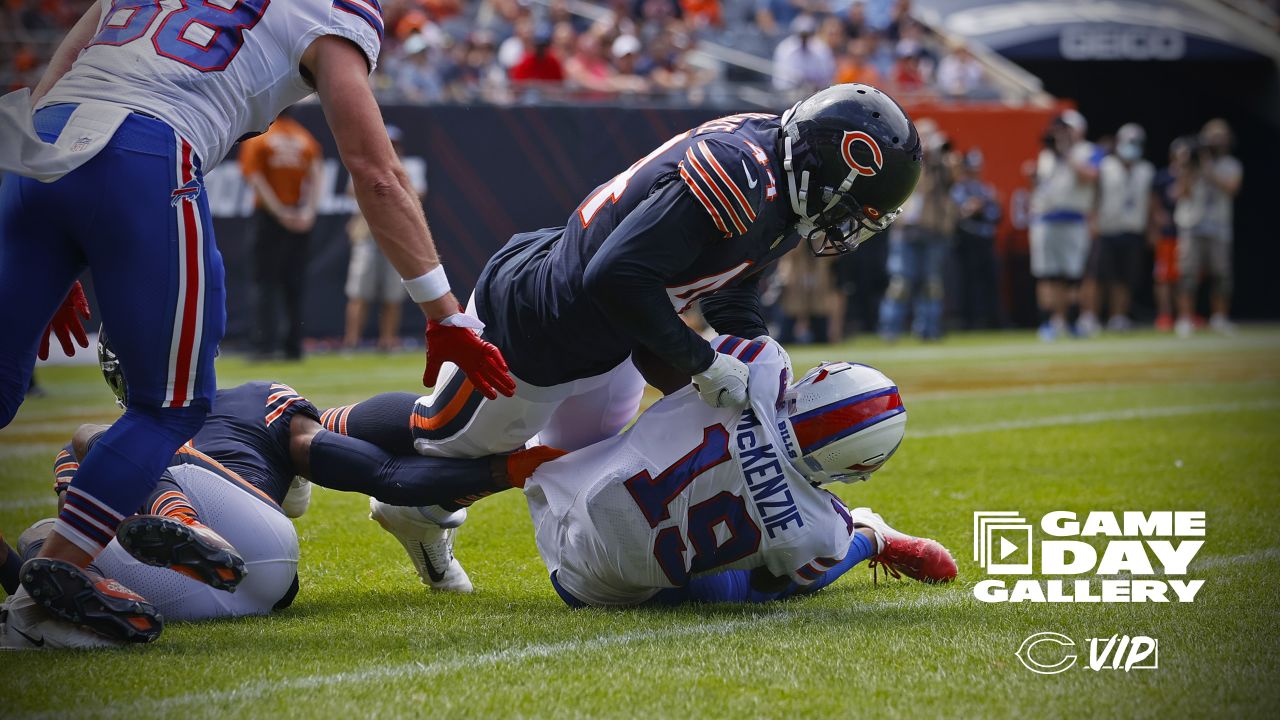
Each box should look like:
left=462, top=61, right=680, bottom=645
left=1, top=543, right=20, bottom=595
left=320, top=392, right=419, bottom=455
left=308, top=430, right=508, bottom=508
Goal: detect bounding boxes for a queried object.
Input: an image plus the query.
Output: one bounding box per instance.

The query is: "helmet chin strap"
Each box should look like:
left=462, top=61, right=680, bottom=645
left=783, top=134, right=810, bottom=221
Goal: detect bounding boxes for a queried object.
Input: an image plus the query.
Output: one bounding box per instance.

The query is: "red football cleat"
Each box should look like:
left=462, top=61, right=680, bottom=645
left=849, top=507, right=958, bottom=584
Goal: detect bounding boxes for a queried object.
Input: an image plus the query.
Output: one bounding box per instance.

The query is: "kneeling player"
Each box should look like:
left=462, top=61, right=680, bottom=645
left=335, top=339, right=955, bottom=606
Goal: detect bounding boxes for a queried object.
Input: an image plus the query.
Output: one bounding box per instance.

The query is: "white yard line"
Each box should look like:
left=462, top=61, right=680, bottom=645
left=910, top=400, right=1280, bottom=438
left=0, top=496, right=54, bottom=512
left=839, top=332, right=1280, bottom=364
left=16, top=544, right=1278, bottom=720
left=15, top=594, right=975, bottom=720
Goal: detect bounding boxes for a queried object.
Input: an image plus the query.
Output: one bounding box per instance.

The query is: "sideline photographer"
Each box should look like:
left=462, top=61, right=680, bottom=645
left=1173, top=119, right=1242, bottom=337
left=1028, top=110, right=1100, bottom=341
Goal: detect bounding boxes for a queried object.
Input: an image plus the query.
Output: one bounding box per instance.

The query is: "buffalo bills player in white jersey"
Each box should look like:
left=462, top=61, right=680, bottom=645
left=0, top=0, right=513, bottom=644
left=523, top=343, right=955, bottom=607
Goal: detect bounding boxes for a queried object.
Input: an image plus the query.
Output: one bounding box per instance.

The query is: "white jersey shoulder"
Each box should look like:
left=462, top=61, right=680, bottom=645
left=41, top=0, right=384, bottom=167
left=525, top=337, right=852, bottom=606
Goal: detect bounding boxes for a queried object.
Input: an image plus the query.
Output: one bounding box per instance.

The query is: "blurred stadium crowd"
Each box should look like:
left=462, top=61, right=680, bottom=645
left=0, top=1, right=1247, bottom=349
left=2, top=0, right=1001, bottom=103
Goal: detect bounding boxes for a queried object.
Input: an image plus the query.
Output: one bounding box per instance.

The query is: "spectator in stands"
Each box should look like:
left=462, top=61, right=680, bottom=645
left=1028, top=110, right=1100, bottom=342
left=820, top=15, right=847, bottom=56
left=611, top=34, right=651, bottom=93
left=510, top=24, right=565, bottom=85
left=863, top=0, right=896, bottom=33
left=1093, top=123, right=1155, bottom=332
left=391, top=30, right=448, bottom=103
left=950, top=149, right=1002, bottom=330
left=552, top=21, right=579, bottom=65
left=936, top=44, right=985, bottom=98
left=756, top=0, right=805, bottom=37
left=1174, top=118, right=1242, bottom=337
left=880, top=121, right=958, bottom=341
left=566, top=32, right=619, bottom=93
left=681, top=0, right=723, bottom=28
left=445, top=30, right=510, bottom=103
left=890, top=48, right=928, bottom=96
left=239, top=106, right=324, bottom=361
left=498, top=11, right=536, bottom=69
left=1151, top=138, right=1188, bottom=332
left=842, top=1, right=870, bottom=39
left=835, top=36, right=882, bottom=85
left=771, top=14, right=835, bottom=92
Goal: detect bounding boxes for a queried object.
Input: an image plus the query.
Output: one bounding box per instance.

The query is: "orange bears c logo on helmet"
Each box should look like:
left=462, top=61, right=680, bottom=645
left=840, top=131, right=883, bottom=177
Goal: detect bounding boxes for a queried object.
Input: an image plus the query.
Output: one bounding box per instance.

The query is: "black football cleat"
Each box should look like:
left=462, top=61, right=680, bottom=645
left=19, top=558, right=163, bottom=644
left=117, top=514, right=246, bottom=592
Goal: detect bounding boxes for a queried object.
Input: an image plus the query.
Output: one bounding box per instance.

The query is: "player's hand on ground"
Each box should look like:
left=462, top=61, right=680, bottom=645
left=39, top=281, right=91, bottom=361
left=423, top=313, right=517, bottom=399
left=693, top=352, right=749, bottom=408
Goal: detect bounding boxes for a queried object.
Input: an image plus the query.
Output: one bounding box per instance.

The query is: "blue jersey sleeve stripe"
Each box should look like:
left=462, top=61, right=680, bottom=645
left=334, top=0, right=384, bottom=41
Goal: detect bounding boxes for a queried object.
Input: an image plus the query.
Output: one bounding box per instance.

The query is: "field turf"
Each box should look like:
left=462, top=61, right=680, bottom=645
left=1, top=327, right=1278, bottom=719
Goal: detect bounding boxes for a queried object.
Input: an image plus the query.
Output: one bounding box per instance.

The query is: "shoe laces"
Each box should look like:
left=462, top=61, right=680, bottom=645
left=867, top=537, right=904, bottom=585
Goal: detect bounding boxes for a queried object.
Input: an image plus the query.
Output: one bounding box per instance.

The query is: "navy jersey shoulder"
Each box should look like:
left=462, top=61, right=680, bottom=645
left=475, top=114, right=799, bottom=386
left=188, top=381, right=318, bottom=504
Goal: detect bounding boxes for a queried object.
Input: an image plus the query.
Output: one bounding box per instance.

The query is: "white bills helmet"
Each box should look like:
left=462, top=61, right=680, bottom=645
left=780, top=362, right=906, bottom=484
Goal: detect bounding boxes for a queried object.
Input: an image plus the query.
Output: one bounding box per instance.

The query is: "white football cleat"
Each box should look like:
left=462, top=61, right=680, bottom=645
left=281, top=477, right=312, bottom=519
left=0, top=587, right=126, bottom=650
left=17, top=518, right=56, bottom=559
left=369, top=499, right=473, bottom=593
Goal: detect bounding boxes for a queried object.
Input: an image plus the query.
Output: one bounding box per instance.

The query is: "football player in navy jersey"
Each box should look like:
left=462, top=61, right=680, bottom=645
left=409, top=84, right=921, bottom=459
left=367, top=83, right=923, bottom=577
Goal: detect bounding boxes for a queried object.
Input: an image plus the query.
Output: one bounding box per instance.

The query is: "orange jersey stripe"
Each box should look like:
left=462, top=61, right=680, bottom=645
left=685, top=149, right=747, bottom=234
left=411, top=380, right=477, bottom=432
left=679, top=166, right=730, bottom=236
left=177, top=444, right=281, bottom=509
left=698, top=141, right=756, bottom=222
left=265, top=396, right=304, bottom=426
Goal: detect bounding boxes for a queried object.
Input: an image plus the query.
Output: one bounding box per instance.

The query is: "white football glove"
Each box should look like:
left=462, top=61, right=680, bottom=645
left=693, top=352, right=750, bottom=408
left=754, top=335, right=794, bottom=386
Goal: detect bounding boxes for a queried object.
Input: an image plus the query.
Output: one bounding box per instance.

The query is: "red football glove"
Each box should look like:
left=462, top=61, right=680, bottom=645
left=39, top=281, right=91, bottom=361
left=423, top=315, right=516, bottom=400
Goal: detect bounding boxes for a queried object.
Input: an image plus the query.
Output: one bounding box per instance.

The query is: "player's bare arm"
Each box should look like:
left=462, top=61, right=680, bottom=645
left=302, top=36, right=453, bottom=321
left=29, top=4, right=100, bottom=105
left=302, top=35, right=514, bottom=397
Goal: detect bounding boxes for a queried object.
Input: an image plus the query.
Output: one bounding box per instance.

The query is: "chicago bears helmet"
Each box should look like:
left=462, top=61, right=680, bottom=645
left=779, top=83, right=923, bottom=256
left=98, top=329, right=128, bottom=408
left=780, top=362, right=906, bottom=484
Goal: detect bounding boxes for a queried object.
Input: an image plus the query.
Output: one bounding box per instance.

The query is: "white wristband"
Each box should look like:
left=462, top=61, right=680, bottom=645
left=402, top=266, right=449, bottom=303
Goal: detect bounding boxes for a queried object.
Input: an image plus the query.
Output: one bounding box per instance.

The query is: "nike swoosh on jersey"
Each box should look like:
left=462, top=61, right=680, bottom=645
left=770, top=235, right=785, bottom=249
left=741, top=159, right=759, bottom=188
left=419, top=543, right=447, bottom=583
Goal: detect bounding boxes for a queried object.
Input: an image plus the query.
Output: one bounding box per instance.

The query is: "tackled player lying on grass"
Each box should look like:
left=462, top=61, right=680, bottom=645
left=334, top=337, right=956, bottom=607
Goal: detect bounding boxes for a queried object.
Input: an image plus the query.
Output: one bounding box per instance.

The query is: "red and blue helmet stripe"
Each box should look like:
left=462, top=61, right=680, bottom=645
left=789, top=385, right=904, bottom=456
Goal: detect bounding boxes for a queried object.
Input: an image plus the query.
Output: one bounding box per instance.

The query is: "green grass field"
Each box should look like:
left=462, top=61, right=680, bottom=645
left=2, top=328, right=1278, bottom=719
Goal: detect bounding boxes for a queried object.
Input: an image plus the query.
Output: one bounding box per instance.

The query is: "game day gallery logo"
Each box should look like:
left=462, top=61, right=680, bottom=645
left=972, top=511, right=1206, bottom=603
